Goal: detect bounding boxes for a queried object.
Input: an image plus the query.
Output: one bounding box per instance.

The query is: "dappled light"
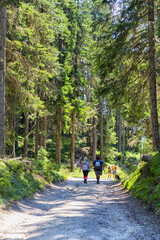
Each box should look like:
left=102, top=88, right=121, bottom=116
left=0, top=178, right=160, bottom=240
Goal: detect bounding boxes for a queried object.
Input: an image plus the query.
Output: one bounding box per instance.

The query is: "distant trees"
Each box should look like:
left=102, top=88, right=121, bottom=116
left=0, top=0, right=159, bottom=166
left=0, top=1, right=6, bottom=158
left=94, top=0, right=160, bottom=152
left=0, top=0, right=100, bottom=167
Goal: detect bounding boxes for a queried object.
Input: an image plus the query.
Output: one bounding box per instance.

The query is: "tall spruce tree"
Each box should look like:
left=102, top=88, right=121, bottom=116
left=94, top=0, right=160, bottom=151
left=0, top=1, right=6, bottom=158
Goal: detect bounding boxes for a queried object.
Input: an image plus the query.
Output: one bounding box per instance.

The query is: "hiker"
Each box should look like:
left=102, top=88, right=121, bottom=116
left=112, top=165, right=117, bottom=180
left=81, top=157, right=90, bottom=184
left=93, top=156, right=104, bottom=184
left=108, top=165, right=112, bottom=179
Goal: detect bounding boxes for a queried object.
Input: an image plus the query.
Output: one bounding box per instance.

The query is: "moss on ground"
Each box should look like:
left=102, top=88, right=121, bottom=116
left=124, top=153, right=160, bottom=215
left=0, top=156, right=66, bottom=206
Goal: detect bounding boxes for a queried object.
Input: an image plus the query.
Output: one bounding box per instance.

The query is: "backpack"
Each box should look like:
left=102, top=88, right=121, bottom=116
left=94, top=160, right=101, bottom=170
left=82, top=163, right=88, bottom=171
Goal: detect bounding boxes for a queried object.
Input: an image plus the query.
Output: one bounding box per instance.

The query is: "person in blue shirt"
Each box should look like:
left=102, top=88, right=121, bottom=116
left=93, top=156, right=104, bottom=184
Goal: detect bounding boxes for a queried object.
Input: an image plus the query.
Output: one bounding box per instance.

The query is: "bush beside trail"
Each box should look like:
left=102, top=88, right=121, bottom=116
left=0, top=151, right=66, bottom=207
left=124, top=153, right=160, bottom=216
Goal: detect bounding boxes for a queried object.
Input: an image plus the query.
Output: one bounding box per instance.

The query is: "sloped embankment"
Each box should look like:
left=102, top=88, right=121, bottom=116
left=0, top=158, right=65, bottom=206
left=124, top=153, right=160, bottom=215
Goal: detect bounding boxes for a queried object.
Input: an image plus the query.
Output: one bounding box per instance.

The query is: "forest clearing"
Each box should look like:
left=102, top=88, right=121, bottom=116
left=0, top=178, right=160, bottom=240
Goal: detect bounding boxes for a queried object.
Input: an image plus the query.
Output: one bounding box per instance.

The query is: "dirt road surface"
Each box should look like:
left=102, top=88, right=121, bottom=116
left=0, top=177, right=160, bottom=240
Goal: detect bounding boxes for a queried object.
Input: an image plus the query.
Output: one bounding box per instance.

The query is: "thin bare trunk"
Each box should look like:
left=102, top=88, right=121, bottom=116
left=100, top=99, right=104, bottom=161
left=87, top=119, right=92, bottom=159
left=92, top=117, right=97, bottom=161
left=148, top=0, right=160, bottom=151
left=87, top=119, right=91, bottom=147
left=0, top=3, right=6, bottom=158
left=71, top=111, right=76, bottom=171
left=15, top=116, right=19, bottom=151
left=38, top=117, right=43, bottom=147
left=56, top=106, right=61, bottom=165
left=8, top=112, right=16, bottom=157
left=42, top=115, right=47, bottom=150
left=122, top=118, right=125, bottom=155
left=12, top=114, right=16, bottom=158
left=24, top=112, right=29, bottom=157
left=117, top=111, right=121, bottom=152
left=35, top=113, right=39, bottom=159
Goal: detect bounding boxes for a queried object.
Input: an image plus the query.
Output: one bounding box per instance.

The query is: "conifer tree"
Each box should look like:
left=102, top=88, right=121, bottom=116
left=0, top=1, right=6, bottom=158
left=94, top=0, right=160, bottom=151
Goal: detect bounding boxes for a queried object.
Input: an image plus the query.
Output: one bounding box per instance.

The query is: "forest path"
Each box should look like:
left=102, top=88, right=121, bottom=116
left=0, top=177, right=160, bottom=240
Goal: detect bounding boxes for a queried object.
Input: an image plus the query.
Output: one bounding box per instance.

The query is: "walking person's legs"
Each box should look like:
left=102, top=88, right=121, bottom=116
left=83, top=171, right=88, bottom=183
left=96, top=174, right=100, bottom=184
left=83, top=171, right=85, bottom=183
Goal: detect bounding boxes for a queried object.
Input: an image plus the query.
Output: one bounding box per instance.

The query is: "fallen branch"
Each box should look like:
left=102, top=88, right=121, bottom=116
left=74, top=152, right=85, bottom=167
left=14, top=156, right=23, bottom=161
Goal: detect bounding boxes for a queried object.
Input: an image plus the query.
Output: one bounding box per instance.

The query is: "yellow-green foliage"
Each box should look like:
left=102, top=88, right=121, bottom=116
left=124, top=162, right=146, bottom=190
left=124, top=153, right=160, bottom=215
left=0, top=156, right=66, bottom=205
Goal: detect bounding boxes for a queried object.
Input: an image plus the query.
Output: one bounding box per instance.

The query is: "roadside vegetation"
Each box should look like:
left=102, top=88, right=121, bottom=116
left=1, top=145, right=160, bottom=217
left=0, top=148, right=65, bottom=207
left=124, top=153, right=160, bottom=216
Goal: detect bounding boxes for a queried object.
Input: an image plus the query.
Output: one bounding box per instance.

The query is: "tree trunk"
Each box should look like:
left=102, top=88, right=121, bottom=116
left=24, top=112, right=29, bottom=157
left=15, top=116, right=19, bottom=151
left=8, top=111, right=16, bottom=157
left=12, top=113, right=16, bottom=158
left=118, top=112, right=121, bottom=152
left=56, top=105, right=61, bottom=165
left=0, top=3, right=6, bottom=158
left=92, top=116, right=97, bottom=161
left=87, top=119, right=91, bottom=146
left=122, top=118, right=125, bottom=155
left=35, top=113, right=39, bottom=159
left=38, top=117, right=43, bottom=147
left=42, top=115, right=47, bottom=150
left=87, top=118, right=92, bottom=158
left=71, top=110, right=76, bottom=171
left=100, top=99, right=104, bottom=160
left=148, top=0, right=160, bottom=151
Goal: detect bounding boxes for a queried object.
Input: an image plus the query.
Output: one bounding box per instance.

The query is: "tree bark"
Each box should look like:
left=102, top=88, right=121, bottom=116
left=92, top=116, right=97, bottom=161
left=56, top=105, right=61, bottom=165
left=24, top=112, right=29, bottom=157
left=38, top=117, right=43, bottom=147
left=42, top=115, right=47, bottom=150
left=8, top=111, right=16, bottom=157
left=71, top=110, right=76, bottom=171
left=87, top=119, right=91, bottom=147
left=118, top=112, right=121, bottom=152
left=100, top=98, right=104, bottom=161
left=0, top=3, right=6, bottom=158
left=34, top=113, right=39, bottom=159
left=122, top=118, right=125, bottom=155
left=148, top=0, right=160, bottom=151
left=12, top=113, right=16, bottom=158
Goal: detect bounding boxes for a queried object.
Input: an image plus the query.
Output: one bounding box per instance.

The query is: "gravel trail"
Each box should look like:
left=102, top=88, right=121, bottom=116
left=0, top=177, right=160, bottom=240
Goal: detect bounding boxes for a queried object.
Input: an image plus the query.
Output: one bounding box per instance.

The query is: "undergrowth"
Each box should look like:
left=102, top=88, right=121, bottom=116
left=0, top=148, right=66, bottom=206
left=124, top=153, right=160, bottom=216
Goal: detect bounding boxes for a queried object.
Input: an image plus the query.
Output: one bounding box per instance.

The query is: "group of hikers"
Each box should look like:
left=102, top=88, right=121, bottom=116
left=81, top=156, right=117, bottom=184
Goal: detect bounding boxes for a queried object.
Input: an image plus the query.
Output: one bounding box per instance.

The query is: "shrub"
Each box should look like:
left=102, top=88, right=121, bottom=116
left=124, top=153, right=160, bottom=215
left=0, top=152, right=65, bottom=205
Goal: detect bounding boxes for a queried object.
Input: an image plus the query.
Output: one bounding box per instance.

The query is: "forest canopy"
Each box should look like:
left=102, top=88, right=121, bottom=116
left=0, top=0, right=160, bottom=169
